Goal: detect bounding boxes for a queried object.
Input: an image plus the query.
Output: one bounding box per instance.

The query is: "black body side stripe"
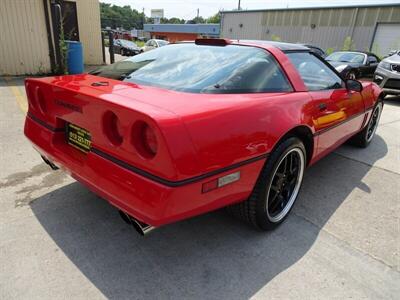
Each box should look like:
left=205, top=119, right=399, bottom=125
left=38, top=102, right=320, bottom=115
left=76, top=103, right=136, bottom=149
left=27, top=113, right=65, bottom=132
left=313, top=107, right=373, bottom=136
left=91, top=147, right=268, bottom=187
left=27, top=113, right=268, bottom=187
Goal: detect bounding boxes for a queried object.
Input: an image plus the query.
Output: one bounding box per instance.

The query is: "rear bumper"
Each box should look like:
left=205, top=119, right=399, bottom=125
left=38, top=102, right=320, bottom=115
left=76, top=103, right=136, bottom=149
left=24, top=115, right=265, bottom=226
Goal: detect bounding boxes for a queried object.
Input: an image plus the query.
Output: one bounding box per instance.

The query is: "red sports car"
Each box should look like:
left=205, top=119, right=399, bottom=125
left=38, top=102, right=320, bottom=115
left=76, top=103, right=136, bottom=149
left=24, top=39, right=383, bottom=235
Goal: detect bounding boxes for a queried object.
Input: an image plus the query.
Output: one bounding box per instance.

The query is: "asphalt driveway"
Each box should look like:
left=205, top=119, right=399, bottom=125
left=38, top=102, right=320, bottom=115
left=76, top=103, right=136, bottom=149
left=0, top=77, right=399, bottom=299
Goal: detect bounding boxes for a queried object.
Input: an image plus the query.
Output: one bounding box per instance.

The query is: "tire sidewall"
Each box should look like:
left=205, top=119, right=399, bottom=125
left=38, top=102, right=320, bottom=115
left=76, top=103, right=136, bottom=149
left=362, top=101, right=383, bottom=146
left=255, top=137, right=306, bottom=230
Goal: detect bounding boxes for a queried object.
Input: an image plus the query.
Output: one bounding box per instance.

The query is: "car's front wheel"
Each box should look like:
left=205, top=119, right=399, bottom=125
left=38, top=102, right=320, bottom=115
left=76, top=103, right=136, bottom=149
left=350, top=101, right=383, bottom=148
left=227, top=137, right=306, bottom=230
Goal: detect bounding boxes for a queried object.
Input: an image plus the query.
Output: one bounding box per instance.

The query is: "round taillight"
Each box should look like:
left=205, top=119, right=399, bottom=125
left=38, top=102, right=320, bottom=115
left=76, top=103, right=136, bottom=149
left=103, top=111, right=123, bottom=146
left=25, top=82, right=36, bottom=111
left=132, top=121, right=158, bottom=159
left=35, top=86, right=46, bottom=114
left=143, top=124, right=158, bottom=156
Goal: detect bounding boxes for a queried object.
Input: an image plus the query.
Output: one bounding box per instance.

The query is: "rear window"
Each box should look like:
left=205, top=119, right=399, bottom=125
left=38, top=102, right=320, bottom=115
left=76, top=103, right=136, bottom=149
left=92, top=43, right=292, bottom=94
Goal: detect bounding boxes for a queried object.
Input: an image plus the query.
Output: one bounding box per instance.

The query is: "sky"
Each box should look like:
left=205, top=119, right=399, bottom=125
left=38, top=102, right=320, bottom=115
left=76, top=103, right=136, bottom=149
left=101, top=0, right=400, bottom=19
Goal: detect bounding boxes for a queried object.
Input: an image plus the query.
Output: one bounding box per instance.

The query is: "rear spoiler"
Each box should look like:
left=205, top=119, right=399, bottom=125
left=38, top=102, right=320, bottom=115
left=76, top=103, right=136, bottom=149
left=195, top=38, right=231, bottom=46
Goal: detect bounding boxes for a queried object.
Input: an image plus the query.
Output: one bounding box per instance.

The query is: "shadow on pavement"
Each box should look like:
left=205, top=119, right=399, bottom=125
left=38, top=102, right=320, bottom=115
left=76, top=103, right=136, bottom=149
left=384, top=95, right=400, bottom=106
left=30, top=135, right=388, bottom=299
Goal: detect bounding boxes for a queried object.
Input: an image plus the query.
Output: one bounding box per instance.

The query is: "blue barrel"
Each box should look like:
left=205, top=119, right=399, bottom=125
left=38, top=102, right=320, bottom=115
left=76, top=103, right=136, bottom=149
left=66, top=41, right=84, bottom=74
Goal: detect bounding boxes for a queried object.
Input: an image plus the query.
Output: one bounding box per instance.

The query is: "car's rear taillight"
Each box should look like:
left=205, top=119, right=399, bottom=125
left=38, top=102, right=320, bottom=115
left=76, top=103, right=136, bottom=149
left=132, top=121, right=158, bottom=158
left=25, top=82, right=36, bottom=110
left=103, top=111, right=123, bottom=146
left=35, top=86, right=47, bottom=114
left=143, top=124, right=158, bottom=155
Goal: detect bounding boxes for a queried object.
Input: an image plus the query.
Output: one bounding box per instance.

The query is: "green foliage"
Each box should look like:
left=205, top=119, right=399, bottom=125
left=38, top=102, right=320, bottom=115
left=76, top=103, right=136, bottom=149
left=325, top=47, right=336, bottom=55
left=206, top=13, right=221, bottom=24
left=271, top=34, right=281, bottom=42
left=192, top=16, right=206, bottom=24
left=342, top=36, right=355, bottom=51
left=161, top=17, right=185, bottom=24
left=100, top=2, right=220, bottom=29
left=100, top=3, right=145, bottom=29
left=58, top=22, right=68, bottom=75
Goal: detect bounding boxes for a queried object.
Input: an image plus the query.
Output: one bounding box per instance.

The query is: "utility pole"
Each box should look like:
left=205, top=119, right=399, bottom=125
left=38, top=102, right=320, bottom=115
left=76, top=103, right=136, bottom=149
left=142, top=7, right=145, bottom=29
left=197, top=8, right=199, bottom=18
left=238, top=0, right=241, bottom=10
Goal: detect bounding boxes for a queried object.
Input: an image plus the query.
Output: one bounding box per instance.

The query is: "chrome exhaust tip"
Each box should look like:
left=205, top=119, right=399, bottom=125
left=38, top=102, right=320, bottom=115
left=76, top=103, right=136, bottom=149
left=118, top=210, right=156, bottom=236
left=41, top=155, right=59, bottom=170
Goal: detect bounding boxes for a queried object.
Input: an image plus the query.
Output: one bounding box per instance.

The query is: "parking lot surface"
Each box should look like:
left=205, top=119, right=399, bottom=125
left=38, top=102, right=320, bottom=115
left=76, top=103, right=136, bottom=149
left=0, top=77, right=399, bottom=299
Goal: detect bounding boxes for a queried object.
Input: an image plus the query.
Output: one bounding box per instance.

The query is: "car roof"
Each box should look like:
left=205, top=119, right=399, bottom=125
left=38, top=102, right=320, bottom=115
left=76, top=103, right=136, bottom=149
left=328, top=50, right=377, bottom=56
left=235, top=40, right=309, bottom=51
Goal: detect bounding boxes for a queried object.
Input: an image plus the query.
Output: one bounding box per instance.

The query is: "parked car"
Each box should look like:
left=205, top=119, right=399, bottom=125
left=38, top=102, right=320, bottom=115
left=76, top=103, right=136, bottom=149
left=140, top=39, right=169, bottom=52
left=113, top=39, right=140, bottom=56
left=302, top=44, right=326, bottom=58
left=387, top=49, right=400, bottom=57
left=325, top=51, right=380, bottom=79
left=24, top=39, right=383, bottom=235
left=374, top=51, right=400, bottom=95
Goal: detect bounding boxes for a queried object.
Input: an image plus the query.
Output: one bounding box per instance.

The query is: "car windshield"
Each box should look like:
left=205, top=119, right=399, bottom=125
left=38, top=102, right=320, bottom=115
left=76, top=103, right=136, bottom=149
left=326, top=52, right=365, bottom=63
left=119, top=40, right=138, bottom=48
left=90, top=43, right=292, bottom=94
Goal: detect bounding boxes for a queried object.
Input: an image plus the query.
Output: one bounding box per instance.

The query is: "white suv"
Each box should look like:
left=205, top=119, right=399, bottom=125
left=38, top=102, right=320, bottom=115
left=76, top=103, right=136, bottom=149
left=374, top=51, right=400, bottom=95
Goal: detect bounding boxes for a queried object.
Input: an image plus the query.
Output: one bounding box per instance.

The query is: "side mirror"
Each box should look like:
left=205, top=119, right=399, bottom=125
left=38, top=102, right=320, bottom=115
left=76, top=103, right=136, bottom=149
left=346, top=79, right=363, bottom=92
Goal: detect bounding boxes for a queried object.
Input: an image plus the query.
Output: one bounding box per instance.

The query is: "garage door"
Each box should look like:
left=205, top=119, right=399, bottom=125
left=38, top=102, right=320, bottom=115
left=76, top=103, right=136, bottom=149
left=372, top=23, right=400, bottom=57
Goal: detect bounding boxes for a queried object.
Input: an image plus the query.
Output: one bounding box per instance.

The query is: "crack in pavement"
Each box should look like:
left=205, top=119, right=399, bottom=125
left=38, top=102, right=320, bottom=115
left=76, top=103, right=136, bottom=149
left=332, top=152, right=400, bottom=175
left=292, top=212, right=400, bottom=272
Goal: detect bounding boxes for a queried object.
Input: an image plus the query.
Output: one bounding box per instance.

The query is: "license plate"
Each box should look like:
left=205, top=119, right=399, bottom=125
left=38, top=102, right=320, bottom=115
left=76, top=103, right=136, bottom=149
left=66, top=123, right=91, bottom=153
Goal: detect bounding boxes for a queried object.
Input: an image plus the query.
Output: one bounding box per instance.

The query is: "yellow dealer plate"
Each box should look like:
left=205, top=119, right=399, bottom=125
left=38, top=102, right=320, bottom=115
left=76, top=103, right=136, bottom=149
left=66, top=123, right=91, bottom=153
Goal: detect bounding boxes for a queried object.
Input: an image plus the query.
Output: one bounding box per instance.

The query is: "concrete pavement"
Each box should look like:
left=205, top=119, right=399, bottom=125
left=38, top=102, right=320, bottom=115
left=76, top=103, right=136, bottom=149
left=0, top=77, right=399, bottom=299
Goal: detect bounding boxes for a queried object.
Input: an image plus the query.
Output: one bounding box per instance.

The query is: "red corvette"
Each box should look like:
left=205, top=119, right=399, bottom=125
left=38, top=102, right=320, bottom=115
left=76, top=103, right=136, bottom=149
left=24, top=39, right=383, bottom=235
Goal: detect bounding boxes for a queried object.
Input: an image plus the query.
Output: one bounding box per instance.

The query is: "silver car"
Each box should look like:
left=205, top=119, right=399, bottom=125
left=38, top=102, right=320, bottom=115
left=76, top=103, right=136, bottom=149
left=140, top=39, right=169, bottom=53
left=374, top=52, right=400, bottom=95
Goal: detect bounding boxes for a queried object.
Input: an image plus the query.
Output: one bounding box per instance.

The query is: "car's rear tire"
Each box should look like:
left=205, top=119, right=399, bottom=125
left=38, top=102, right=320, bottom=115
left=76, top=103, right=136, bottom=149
left=350, top=101, right=383, bottom=148
left=227, top=137, right=306, bottom=230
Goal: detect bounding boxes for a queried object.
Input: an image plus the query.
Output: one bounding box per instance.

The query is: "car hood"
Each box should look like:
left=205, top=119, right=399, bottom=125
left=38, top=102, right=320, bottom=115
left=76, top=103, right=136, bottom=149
left=383, top=54, right=400, bottom=64
left=328, top=61, right=361, bottom=68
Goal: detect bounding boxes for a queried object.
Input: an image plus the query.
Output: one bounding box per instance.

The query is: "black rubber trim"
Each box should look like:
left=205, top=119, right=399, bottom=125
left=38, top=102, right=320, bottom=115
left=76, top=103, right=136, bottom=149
left=313, top=107, right=373, bottom=136
left=91, top=147, right=268, bottom=187
left=27, top=113, right=268, bottom=187
left=27, top=113, right=64, bottom=132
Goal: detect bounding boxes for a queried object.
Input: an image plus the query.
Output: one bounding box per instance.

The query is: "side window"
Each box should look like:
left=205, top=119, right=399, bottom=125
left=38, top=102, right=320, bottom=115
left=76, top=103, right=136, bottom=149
left=145, top=40, right=151, bottom=46
left=287, top=52, right=343, bottom=91
left=210, top=51, right=293, bottom=93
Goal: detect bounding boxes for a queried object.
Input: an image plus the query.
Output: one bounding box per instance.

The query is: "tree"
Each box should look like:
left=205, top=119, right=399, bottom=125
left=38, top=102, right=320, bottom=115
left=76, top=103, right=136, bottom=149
left=207, top=13, right=221, bottom=24
left=191, top=16, right=206, bottom=24
left=100, top=3, right=145, bottom=29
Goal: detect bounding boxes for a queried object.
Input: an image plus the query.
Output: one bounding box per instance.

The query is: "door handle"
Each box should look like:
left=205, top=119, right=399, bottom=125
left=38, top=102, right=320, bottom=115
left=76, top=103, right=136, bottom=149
left=318, top=103, right=327, bottom=111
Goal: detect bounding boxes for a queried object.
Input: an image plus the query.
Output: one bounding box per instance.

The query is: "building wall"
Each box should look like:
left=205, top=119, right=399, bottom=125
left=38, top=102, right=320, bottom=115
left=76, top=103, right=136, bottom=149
left=0, top=0, right=51, bottom=75
left=70, top=0, right=103, bottom=65
left=221, top=6, right=400, bottom=55
left=151, top=32, right=198, bottom=43
left=0, top=0, right=103, bottom=76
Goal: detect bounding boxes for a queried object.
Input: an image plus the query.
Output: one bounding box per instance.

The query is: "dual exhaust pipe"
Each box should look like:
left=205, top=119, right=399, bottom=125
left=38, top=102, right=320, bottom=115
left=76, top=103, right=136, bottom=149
left=41, top=155, right=155, bottom=236
left=118, top=210, right=156, bottom=236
